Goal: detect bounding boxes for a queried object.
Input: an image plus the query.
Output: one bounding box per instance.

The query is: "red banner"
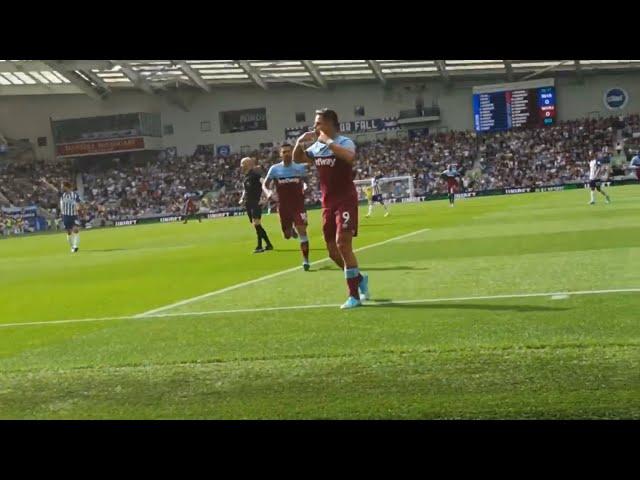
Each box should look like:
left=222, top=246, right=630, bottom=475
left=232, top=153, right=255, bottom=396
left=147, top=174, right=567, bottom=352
left=56, top=137, right=145, bottom=157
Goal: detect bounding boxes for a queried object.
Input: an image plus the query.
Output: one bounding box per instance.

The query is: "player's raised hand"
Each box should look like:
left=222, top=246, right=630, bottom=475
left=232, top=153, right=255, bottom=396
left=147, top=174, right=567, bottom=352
left=317, top=130, right=331, bottom=144
left=298, top=131, right=316, bottom=144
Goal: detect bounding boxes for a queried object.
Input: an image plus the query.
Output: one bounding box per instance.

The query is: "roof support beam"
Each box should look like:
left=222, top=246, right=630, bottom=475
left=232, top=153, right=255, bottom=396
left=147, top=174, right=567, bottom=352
left=42, top=61, right=107, bottom=100
left=575, top=60, right=583, bottom=80
left=0, top=84, right=86, bottom=96
left=435, top=60, right=451, bottom=85
left=236, top=61, right=268, bottom=89
left=301, top=61, right=328, bottom=88
left=110, top=61, right=156, bottom=94
left=258, top=73, right=320, bottom=89
left=160, top=89, right=190, bottom=112
left=367, top=60, right=387, bottom=86
left=111, top=60, right=191, bottom=111
left=49, top=60, right=112, bottom=97
left=53, top=60, right=113, bottom=71
left=504, top=60, right=514, bottom=81
left=173, top=61, right=211, bottom=93
left=0, top=61, right=51, bottom=73
left=80, top=69, right=111, bottom=91
left=519, top=60, right=572, bottom=81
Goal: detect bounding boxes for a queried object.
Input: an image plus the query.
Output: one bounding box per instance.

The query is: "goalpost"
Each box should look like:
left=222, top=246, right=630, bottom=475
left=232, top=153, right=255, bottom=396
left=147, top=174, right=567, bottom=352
left=354, top=175, right=415, bottom=203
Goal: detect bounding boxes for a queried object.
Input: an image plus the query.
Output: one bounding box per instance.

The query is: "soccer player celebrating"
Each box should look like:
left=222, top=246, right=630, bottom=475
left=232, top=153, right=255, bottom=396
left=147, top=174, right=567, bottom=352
left=263, top=143, right=311, bottom=271
left=60, top=181, right=82, bottom=253
left=293, top=108, right=369, bottom=309
left=588, top=153, right=611, bottom=205
left=240, top=157, right=273, bottom=253
left=441, top=163, right=462, bottom=207
left=629, top=151, right=640, bottom=182
left=366, top=172, right=389, bottom=217
left=182, top=192, right=202, bottom=224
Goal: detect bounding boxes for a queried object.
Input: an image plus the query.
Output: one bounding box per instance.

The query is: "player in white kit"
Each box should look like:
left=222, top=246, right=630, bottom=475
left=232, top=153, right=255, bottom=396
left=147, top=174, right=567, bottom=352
left=629, top=152, right=640, bottom=182
left=588, top=155, right=611, bottom=205
left=366, top=173, right=389, bottom=217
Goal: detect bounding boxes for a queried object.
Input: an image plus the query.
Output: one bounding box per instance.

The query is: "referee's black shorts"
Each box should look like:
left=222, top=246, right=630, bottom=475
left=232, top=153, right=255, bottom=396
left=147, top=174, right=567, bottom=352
left=246, top=203, right=262, bottom=223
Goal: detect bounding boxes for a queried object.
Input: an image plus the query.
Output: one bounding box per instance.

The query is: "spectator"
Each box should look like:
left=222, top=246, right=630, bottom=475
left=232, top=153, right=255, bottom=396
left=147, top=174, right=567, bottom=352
left=0, top=113, right=632, bottom=222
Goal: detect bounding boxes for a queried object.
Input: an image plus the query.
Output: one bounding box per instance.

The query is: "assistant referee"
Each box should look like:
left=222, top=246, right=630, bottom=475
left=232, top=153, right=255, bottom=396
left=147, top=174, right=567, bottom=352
left=239, top=157, right=273, bottom=253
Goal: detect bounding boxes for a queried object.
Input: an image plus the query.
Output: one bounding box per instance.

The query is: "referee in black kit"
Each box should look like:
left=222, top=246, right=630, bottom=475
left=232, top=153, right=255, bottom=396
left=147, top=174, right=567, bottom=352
left=239, top=157, right=273, bottom=253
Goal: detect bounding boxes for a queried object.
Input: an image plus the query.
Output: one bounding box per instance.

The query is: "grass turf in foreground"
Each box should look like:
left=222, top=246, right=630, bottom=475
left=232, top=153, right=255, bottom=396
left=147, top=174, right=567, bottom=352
left=0, top=344, right=636, bottom=419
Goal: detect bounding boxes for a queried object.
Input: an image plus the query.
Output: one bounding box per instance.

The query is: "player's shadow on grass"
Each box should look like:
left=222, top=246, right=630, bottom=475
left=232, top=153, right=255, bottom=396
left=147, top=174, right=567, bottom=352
left=86, top=248, right=128, bottom=252
left=368, top=301, right=569, bottom=313
left=313, top=265, right=428, bottom=272
left=272, top=248, right=326, bottom=252
left=363, top=266, right=430, bottom=271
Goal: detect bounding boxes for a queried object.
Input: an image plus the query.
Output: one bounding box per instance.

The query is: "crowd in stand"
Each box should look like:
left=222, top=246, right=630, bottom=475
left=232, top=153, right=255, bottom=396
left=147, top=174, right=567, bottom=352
left=1, top=114, right=638, bottom=231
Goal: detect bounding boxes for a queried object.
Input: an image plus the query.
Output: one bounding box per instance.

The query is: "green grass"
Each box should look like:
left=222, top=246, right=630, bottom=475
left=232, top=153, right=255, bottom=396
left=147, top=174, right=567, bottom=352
left=0, top=186, right=639, bottom=419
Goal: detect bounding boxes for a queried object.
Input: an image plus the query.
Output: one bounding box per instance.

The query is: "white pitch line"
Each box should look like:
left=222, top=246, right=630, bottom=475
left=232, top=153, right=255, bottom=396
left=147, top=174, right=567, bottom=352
left=136, top=227, right=432, bottom=317
left=1, top=288, right=638, bottom=329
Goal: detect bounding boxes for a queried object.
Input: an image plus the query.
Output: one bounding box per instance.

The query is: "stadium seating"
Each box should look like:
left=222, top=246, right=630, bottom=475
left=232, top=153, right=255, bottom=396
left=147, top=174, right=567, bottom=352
left=0, top=114, right=637, bottom=228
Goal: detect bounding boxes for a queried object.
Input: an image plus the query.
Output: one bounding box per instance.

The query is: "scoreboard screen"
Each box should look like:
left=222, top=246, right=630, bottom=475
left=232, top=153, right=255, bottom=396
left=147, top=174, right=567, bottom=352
left=472, top=78, right=556, bottom=133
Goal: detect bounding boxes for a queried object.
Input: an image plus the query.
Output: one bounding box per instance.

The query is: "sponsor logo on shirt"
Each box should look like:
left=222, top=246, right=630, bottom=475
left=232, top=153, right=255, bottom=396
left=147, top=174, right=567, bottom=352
left=315, top=156, right=337, bottom=167
left=277, top=177, right=302, bottom=184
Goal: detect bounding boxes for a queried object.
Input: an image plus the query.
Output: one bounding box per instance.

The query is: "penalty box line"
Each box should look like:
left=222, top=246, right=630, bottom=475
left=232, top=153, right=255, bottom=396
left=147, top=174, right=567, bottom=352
left=135, top=227, right=432, bottom=318
left=1, top=288, right=639, bottom=329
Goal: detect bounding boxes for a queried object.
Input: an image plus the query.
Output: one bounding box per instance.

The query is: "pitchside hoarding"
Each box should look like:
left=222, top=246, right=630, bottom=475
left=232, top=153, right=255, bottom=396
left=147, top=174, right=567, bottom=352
left=55, top=137, right=147, bottom=157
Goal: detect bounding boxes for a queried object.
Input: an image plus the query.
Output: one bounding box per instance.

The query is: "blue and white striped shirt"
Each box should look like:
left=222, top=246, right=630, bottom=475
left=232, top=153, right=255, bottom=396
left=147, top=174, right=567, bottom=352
left=60, top=191, right=80, bottom=216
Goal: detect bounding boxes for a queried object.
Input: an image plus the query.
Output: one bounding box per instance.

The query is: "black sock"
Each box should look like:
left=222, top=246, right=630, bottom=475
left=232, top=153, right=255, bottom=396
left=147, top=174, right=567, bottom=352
left=257, top=225, right=272, bottom=246
left=255, top=226, right=262, bottom=248
left=449, top=193, right=454, bottom=204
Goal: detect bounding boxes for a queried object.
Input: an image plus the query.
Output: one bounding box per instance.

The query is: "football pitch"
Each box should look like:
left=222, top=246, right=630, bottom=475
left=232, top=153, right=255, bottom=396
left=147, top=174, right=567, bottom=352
left=1, top=186, right=639, bottom=419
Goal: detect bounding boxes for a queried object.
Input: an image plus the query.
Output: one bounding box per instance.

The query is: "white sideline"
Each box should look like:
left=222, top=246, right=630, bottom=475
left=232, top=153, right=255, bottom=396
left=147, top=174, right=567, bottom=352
left=136, top=227, right=432, bottom=317
left=1, top=288, right=638, bottom=329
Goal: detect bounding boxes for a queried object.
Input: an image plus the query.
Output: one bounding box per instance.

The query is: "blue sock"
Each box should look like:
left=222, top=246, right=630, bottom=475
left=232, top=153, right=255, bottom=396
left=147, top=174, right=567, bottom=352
left=345, top=267, right=361, bottom=298
left=344, top=267, right=360, bottom=279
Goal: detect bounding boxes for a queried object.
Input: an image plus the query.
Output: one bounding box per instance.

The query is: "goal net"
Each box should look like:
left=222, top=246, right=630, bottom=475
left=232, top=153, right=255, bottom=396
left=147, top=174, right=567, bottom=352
left=354, top=175, right=415, bottom=202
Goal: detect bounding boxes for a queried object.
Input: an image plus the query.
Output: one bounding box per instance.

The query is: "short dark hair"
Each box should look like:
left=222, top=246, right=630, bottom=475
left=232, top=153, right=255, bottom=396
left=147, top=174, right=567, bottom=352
left=315, top=108, right=340, bottom=130
left=62, top=181, right=72, bottom=189
left=281, top=142, right=292, bottom=148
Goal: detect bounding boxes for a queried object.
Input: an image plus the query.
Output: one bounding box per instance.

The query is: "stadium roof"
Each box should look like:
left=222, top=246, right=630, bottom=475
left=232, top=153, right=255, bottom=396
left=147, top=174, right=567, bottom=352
left=1, top=60, right=640, bottom=100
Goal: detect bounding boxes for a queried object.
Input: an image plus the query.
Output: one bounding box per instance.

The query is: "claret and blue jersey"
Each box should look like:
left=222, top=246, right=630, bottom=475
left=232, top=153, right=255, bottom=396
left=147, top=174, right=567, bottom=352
left=305, top=136, right=357, bottom=204
left=265, top=162, right=308, bottom=185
